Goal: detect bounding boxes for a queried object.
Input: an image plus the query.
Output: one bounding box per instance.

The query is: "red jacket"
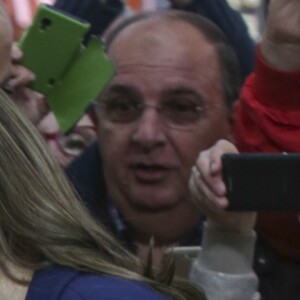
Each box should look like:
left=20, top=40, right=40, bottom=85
left=234, top=48, right=300, bottom=261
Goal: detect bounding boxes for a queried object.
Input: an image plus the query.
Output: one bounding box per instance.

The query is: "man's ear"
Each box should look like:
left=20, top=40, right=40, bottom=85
left=225, top=101, right=238, bottom=144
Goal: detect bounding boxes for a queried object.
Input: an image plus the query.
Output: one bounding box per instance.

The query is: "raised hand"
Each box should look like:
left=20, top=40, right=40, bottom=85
left=261, top=0, right=300, bottom=69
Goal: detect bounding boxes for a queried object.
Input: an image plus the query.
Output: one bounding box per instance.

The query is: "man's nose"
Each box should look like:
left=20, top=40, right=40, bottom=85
left=132, top=107, right=166, bottom=149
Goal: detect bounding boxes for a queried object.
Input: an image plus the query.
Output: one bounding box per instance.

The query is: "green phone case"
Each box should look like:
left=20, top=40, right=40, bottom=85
left=18, top=5, right=115, bottom=133
left=19, top=4, right=90, bottom=95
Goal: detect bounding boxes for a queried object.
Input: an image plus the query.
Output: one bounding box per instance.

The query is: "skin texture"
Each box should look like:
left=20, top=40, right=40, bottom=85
left=96, top=17, right=232, bottom=244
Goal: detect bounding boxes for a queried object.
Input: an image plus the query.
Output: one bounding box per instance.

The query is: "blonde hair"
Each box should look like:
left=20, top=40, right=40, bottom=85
left=0, top=89, right=205, bottom=299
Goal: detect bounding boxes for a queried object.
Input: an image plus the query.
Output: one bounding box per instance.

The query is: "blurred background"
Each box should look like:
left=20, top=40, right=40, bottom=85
left=4, top=0, right=266, bottom=41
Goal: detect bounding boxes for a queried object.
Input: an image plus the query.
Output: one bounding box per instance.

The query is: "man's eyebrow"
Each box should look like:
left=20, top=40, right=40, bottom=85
left=163, top=86, right=204, bottom=101
left=99, top=84, right=141, bottom=102
left=104, top=84, right=138, bottom=95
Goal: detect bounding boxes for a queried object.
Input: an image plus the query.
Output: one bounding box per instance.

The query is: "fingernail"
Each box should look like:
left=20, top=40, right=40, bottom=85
left=210, top=161, right=218, bottom=173
left=216, top=197, right=227, bottom=208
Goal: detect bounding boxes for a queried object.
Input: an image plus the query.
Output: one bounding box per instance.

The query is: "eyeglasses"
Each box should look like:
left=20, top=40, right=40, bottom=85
left=42, top=125, right=96, bottom=157
left=95, top=98, right=205, bottom=130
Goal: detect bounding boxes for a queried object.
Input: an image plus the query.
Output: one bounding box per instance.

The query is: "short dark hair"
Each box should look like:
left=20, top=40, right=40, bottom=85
left=105, top=10, right=241, bottom=111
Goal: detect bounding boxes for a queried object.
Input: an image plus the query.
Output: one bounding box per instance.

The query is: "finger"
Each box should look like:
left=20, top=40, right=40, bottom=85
left=195, top=150, right=226, bottom=197
left=210, top=140, right=238, bottom=170
left=5, top=65, right=35, bottom=90
left=208, top=140, right=238, bottom=194
left=190, top=167, right=227, bottom=211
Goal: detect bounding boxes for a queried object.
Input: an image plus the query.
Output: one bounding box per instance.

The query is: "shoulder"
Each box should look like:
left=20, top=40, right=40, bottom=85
left=61, top=273, right=168, bottom=300
left=27, top=265, right=167, bottom=300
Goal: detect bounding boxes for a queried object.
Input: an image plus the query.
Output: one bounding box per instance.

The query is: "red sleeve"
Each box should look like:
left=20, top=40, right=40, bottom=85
left=234, top=47, right=300, bottom=153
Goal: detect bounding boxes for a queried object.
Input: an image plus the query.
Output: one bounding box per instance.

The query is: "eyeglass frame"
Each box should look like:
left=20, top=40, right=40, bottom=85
left=93, top=98, right=208, bottom=131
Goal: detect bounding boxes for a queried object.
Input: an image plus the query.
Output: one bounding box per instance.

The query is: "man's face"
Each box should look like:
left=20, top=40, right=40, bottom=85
left=97, top=19, right=232, bottom=215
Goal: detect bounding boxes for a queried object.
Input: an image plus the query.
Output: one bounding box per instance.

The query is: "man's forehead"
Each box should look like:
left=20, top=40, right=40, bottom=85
left=108, top=17, right=217, bottom=70
left=110, top=17, right=208, bottom=48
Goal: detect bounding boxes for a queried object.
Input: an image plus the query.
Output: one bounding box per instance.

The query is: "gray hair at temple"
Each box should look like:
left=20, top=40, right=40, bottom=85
left=104, top=10, right=241, bottom=111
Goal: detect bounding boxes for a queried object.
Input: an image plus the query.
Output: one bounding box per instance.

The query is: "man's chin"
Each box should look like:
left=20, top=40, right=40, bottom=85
left=127, top=189, right=181, bottom=213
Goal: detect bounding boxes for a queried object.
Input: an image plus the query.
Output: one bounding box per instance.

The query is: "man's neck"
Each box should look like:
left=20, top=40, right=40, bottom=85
left=119, top=198, right=200, bottom=246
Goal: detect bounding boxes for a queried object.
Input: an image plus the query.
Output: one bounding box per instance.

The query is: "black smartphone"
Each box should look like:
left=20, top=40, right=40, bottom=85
left=222, top=153, right=300, bottom=211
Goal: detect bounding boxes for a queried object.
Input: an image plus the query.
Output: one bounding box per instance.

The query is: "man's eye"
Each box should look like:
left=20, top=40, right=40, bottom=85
left=102, top=97, right=141, bottom=123
left=162, top=99, right=204, bottom=125
left=106, top=98, right=137, bottom=112
left=165, top=99, right=200, bottom=113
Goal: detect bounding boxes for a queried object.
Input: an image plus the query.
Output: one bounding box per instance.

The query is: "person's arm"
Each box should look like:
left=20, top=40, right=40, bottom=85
left=169, top=0, right=255, bottom=82
left=189, top=223, right=259, bottom=300
left=188, top=140, right=259, bottom=300
left=234, top=0, right=300, bottom=153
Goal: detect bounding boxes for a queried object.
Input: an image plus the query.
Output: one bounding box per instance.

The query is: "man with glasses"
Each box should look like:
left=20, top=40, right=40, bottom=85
left=70, top=11, right=236, bottom=246
left=67, top=11, right=258, bottom=298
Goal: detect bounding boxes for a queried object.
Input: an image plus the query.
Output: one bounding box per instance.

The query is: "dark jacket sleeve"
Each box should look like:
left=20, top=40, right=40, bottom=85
left=53, top=0, right=124, bottom=37
left=172, top=0, right=255, bottom=82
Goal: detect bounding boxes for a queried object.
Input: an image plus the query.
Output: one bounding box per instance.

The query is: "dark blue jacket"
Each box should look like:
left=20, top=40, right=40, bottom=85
left=26, top=265, right=167, bottom=299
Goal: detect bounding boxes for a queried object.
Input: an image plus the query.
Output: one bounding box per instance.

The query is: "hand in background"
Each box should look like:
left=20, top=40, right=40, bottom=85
left=261, top=0, right=300, bottom=69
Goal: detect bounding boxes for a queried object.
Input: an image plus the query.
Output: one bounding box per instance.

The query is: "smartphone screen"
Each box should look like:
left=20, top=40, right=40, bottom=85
left=222, top=153, right=300, bottom=211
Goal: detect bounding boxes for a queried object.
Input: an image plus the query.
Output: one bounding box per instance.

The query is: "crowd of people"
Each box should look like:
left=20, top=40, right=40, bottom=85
left=0, top=0, right=299, bottom=299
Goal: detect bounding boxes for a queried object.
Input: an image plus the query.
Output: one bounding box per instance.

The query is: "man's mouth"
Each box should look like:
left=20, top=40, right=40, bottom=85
left=129, top=163, right=172, bottom=183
